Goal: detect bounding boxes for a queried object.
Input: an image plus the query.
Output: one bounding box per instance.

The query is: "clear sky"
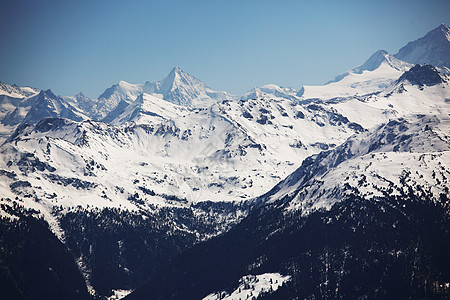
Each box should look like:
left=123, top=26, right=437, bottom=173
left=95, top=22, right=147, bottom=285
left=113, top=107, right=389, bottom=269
left=1, top=0, right=449, bottom=98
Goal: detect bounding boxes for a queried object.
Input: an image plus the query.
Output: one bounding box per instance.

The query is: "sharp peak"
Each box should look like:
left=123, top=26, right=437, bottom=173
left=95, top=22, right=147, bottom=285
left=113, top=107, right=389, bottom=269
left=40, top=89, right=56, bottom=98
left=374, top=49, right=388, bottom=55
left=355, top=49, right=393, bottom=72
left=367, top=49, right=390, bottom=60
left=164, top=66, right=203, bottom=85
left=423, top=22, right=450, bottom=38
left=438, top=23, right=449, bottom=31
left=168, top=66, right=189, bottom=77
left=171, top=66, right=183, bottom=72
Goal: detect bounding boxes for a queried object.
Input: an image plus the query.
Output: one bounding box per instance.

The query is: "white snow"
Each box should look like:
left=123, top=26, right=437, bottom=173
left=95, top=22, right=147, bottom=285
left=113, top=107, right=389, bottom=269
left=1, top=72, right=448, bottom=234
left=203, top=273, right=291, bottom=300
left=264, top=114, right=450, bottom=217
left=298, top=50, right=413, bottom=100
left=300, top=60, right=411, bottom=100
left=106, top=289, right=134, bottom=300
left=143, top=67, right=234, bottom=107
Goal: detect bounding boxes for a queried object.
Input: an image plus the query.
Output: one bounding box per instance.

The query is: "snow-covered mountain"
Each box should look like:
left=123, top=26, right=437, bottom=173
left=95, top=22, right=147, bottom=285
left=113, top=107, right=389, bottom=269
left=0, top=85, right=88, bottom=144
left=129, top=112, right=450, bottom=300
left=240, top=84, right=299, bottom=102
left=2, top=64, right=448, bottom=298
left=321, top=64, right=449, bottom=130
left=0, top=68, right=233, bottom=143
left=0, top=82, right=40, bottom=99
left=21, top=90, right=87, bottom=125
left=296, top=24, right=450, bottom=101
left=0, top=93, right=365, bottom=213
left=0, top=82, right=40, bottom=142
left=298, top=50, right=412, bottom=100
left=143, top=66, right=234, bottom=107
left=395, top=23, right=450, bottom=73
left=91, top=67, right=234, bottom=121
left=265, top=64, right=450, bottom=214
left=1, top=24, right=450, bottom=300
left=264, top=114, right=449, bottom=213
left=110, top=92, right=189, bottom=125
left=93, top=80, right=144, bottom=121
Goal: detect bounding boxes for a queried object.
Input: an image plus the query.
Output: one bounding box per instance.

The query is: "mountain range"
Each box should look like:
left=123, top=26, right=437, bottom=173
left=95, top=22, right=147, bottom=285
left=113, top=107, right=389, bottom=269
left=0, top=23, right=449, bottom=300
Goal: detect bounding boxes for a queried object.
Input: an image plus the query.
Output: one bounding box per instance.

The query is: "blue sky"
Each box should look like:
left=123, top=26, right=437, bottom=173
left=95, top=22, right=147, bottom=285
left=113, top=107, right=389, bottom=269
left=1, top=0, right=449, bottom=98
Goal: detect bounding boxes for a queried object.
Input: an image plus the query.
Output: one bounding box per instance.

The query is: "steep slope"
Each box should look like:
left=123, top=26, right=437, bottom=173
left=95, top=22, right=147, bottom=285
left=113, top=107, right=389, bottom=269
left=21, top=90, right=87, bottom=125
left=93, top=67, right=234, bottom=121
left=0, top=82, right=39, bottom=99
left=93, top=81, right=144, bottom=120
left=63, top=92, right=98, bottom=120
left=0, top=82, right=40, bottom=143
left=319, top=64, right=450, bottom=130
left=298, top=50, right=412, bottom=100
left=1, top=23, right=449, bottom=299
left=1, top=95, right=363, bottom=211
left=395, top=23, right=450, bottom=73
left=3, top=67, right=446, bottom=297
left=143, top=67, right=234, bottom=107
left=126, top=114, right=450, bottom=300
left=0, top=87, right=87, bottom=144
left=0, top=92, right=365, bottom=297
left=111, top=93, right=189, bottom=125
left=0, top=203, right=91, bottom=300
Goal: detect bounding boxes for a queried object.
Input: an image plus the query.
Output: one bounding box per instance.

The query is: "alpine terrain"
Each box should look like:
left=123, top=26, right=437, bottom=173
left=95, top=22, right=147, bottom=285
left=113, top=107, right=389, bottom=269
left=0, top=24, right=449, bottom=300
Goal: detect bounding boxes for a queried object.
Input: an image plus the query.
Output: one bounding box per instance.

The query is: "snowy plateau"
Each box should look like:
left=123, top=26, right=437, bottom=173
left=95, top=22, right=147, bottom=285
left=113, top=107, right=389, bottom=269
left=0, top=24, right=449, bottom=300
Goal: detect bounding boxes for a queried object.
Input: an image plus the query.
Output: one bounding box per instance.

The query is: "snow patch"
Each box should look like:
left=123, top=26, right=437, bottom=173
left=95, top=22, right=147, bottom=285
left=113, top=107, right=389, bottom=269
left=106, top=289, right=134, bottom=300
left=203, top=273, right=290, bottom=300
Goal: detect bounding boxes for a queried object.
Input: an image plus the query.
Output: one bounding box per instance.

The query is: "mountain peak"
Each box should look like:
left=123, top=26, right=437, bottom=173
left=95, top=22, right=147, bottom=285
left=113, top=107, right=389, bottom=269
left=394, top=23, right=450, bottom=72
left=143, top=67, right=215, bottom=106
left=354, top=50, right=390, bottom=73
left=439, top=22, right=449, bottom=30
left=171, top=66, right=183, bottom=74
left=323, top=50, right=411, bottom=87
left=42, top=89, right=56, bottom=98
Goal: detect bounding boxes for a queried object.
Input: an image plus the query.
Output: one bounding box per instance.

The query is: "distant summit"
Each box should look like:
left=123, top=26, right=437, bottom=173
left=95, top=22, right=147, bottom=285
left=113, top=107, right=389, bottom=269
left=395, top=23, right=450, bottom=73
left=23, top=89, right=85, bottom=125
left=92, top=67, right=233, bottom=121
left=143, top=67, right=233, bottom=107
left=298, top=50, right=412, bottom=99
left=325, top=50, right=412, bottom=85
left=240, top=84, right=299, bottom=101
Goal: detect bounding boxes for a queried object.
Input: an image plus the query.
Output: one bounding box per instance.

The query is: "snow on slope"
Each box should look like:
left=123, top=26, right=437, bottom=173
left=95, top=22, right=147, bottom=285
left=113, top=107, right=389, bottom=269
left=143, top=66, right=234, bottom=107
left=327, top=64, right=450, bottom=129
left=94, top=80, right=144, bottom=120
left=0, top=82, right=40, bottom=143
left=21, top=89, right=88, bottom=125
left=111, top=93, right=189, bottom=125
left=0, top=94, right=367, bottom=234
left=298, top=50, right=413, bottom=100
left=63, top=92, right=99, bottom=120
left=92, top=67, right=233, bottom=120
left=0, top=82, right=39, bottom=98
left=203, top=273, right=291, bottom=300
left=263, top=114, right=450, bottom=217
left=1, top=66, right=447, bottom=219
left=240, top=84, right=299, bottom=102
left=1, top=66, right=448, bottom=256
left=395, top=23, right=450, bottom=73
